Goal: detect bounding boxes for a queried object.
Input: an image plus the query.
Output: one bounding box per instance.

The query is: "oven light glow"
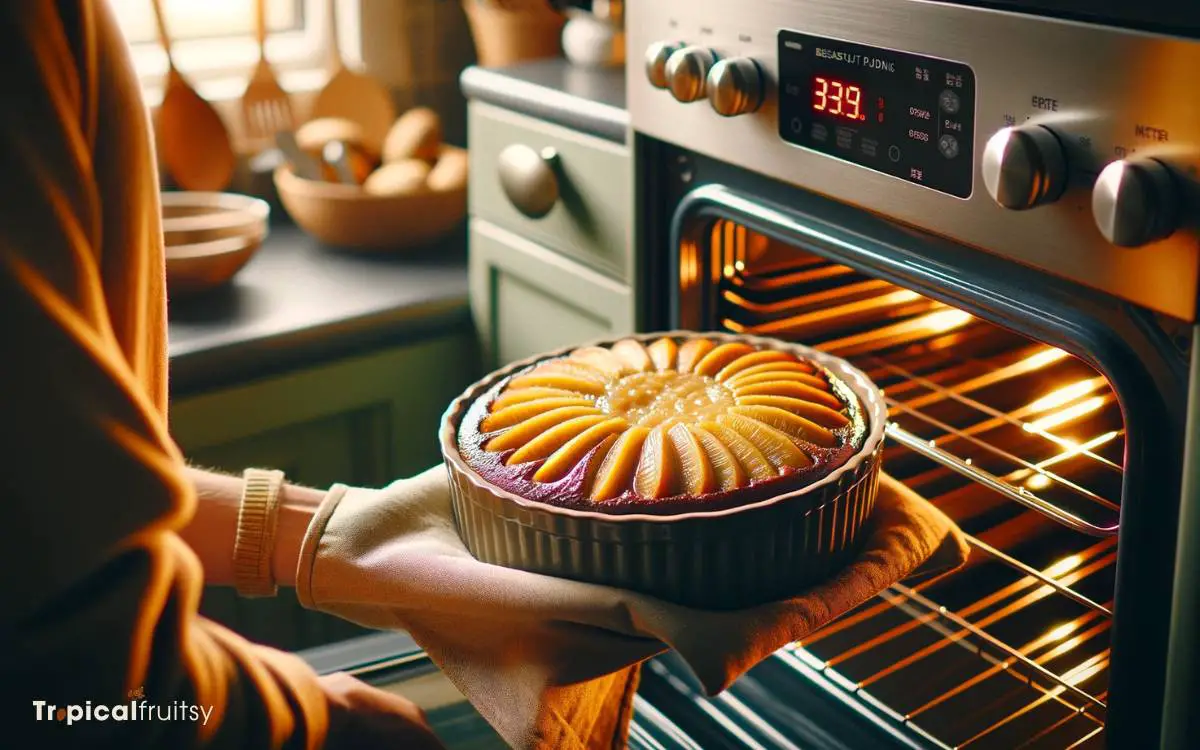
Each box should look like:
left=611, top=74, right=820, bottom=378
left=1045, top=621, right=1077, bottom=643
left=1025, top=473, right=1053, bottom=491
left=919, top=309, right=973, bottom=333
left=1024, top=348, right=1071, bottom=370
left=1044, top=554, right=1083, bottom=579
left=1027, top=378, right=1106, bottom=414
left=1024, top=396, right=1106, bottom=433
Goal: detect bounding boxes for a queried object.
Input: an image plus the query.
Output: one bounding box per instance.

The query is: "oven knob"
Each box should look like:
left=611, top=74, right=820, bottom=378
left=665, top=46, right=716, bottom=103
left=1092, top=157, right=1181, bottom=248
left=981, top=125, right=1068, bottom=210
left=645, top=41, right=683, bottom=89
left=707, top=57, right=764, bottom=117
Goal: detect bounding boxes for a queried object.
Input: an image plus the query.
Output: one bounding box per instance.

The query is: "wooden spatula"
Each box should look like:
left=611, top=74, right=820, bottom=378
left=150, top=0, right=236, bottom=191
left=240, top=0, right=296, bottom=143
left=309, top=0, right=396, bottom=155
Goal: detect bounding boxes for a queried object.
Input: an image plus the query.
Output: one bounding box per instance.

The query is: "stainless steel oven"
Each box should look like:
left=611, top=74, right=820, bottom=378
left=625, top=1, right=1200, bottom=748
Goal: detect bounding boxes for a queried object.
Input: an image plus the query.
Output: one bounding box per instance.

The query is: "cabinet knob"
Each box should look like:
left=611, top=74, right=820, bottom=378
left=498, top=144, right=560, bottom=219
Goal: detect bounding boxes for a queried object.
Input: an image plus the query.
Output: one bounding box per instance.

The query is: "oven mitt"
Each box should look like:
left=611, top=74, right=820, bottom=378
left=295, top=466, right=969, bottom=749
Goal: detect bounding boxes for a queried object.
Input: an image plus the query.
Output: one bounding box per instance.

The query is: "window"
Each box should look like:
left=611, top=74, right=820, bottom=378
left=110, top=0, right=360, bottom=102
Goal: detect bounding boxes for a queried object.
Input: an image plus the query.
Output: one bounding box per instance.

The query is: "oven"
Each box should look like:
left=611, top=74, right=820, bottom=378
left=624, top=1, right=1200, bottom=748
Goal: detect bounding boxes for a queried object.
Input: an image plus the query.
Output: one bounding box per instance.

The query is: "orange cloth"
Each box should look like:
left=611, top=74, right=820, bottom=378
left=298, top=468, right=969, bottom=748
left=0, top=2, right=328, bottom=746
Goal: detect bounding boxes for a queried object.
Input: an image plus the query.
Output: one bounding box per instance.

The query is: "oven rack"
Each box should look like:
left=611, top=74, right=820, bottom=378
left=716, top=256, right=1125, bottom=539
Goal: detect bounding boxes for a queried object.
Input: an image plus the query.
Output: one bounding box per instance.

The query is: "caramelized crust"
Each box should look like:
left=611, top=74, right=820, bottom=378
left=457, top=336, right=868, bottom=514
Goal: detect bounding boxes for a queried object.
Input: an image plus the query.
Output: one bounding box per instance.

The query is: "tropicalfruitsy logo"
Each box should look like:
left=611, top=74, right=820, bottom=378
left=31, top=686, right=213, bottom=726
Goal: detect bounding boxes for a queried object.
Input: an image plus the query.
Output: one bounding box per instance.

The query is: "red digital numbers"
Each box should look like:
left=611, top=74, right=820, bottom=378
left=813, top=77, right=865, bottom=121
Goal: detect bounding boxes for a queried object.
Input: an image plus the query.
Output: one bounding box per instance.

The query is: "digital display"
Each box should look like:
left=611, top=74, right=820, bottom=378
left=778, top=30, right=976, bottom=198
left=812, top=77, right=866, bottom=121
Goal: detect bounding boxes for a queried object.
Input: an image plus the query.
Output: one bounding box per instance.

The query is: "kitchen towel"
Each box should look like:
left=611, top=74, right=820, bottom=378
left=296, top=467, right=970, bottom=749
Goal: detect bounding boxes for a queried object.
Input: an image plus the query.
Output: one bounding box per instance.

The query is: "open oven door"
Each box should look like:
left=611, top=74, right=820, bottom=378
left=628, top=144, right=1191, bottom=750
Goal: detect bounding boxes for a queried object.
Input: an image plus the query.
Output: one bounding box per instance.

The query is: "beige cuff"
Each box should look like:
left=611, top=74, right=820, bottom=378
left=295, top=483, right=351, bottom=611
left=233, top=468, right=286, bottom=598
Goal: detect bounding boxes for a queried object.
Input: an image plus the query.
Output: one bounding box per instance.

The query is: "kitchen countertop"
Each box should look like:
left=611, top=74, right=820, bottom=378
left=167, top=222, right=471, bottom=395
left=459, top=59, right=628, bottom=143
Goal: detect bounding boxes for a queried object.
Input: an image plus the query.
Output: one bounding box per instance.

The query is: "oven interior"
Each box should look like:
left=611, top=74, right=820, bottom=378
left=647, top=220, right=1122, bottom=749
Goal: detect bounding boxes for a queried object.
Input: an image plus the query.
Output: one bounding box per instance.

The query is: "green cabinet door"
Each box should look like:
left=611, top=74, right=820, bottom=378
left=169, top=333, right=479, bottom=651
left=469, top=218, right=636, bottom=369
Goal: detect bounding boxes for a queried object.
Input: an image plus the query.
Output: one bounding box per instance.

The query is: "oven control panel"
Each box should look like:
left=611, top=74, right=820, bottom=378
left=776, top=30, right=977, bottom=199
left=627, top=0, right=1200, bottom=321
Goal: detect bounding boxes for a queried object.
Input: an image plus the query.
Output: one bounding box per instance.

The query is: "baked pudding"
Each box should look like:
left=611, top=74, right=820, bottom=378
left=441, top=331, right=887, bottom=609
left=456, top=335, right=868, bottom=515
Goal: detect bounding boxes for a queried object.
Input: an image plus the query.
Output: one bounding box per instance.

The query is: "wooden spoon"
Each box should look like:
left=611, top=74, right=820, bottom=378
left=150, top=0, right=236, bottom=191
left=309, top=0, right=396, bottom=155
left=240, top=0, right=296, bottom=144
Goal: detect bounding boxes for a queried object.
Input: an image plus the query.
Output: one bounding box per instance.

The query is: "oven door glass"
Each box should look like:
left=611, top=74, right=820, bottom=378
left=653, top=216, right=1122, bottom=750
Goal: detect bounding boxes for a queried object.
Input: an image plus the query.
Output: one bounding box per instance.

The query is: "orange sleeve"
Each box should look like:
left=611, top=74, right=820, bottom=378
left=0, top=2, right=328, bottom=746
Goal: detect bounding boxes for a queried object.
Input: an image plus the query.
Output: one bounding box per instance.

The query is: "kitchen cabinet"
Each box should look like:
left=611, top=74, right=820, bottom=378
left=468, top=101, right=633, bottom=283
left=170, top=333, right=478, bottom=650
left=469, top=218, right=635, bottom=369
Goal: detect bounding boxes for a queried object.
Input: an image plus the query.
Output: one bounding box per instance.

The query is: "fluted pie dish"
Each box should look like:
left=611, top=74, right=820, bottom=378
left=440, top=331, right=888, bottom=609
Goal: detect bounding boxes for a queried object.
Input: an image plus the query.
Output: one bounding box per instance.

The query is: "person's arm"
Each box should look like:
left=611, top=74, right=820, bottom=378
left=180, top=466, right=323, bottom=587
left=0, top=4, right=441, bottom=748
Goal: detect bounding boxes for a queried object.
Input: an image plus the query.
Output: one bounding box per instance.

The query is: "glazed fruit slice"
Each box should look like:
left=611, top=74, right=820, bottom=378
left=471, top=336, right=861, bottom=505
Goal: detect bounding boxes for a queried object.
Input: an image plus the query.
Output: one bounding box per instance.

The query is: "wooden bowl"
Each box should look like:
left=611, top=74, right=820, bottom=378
left=161, top=191, right=269, bottom=246
left=274, top=145, right=467, bottom=251
left=165, top=234, right=263, bottom=296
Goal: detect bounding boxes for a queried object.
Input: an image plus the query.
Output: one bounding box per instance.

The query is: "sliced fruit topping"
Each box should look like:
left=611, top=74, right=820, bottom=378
left=735, top=395, right=850, bottom=429
left=667, top=423, right=715, bottom=496
left=485, top=406, right=602, bottom=453
left=647, top=337, right=679, bottom=371
left=634, top=425, right=680, bottom=499
left=590, top=426, right=650, bottom=501
left=693, top=342, right=757, bottom=377
left=533, top=418, right=629, bottom=482
left=701, top=421, right=777, bottom=481
left=727, top=370, right=828, bottom=390
left=730, top=405, right=836, bottom=448
left=718, top=413, right=814, bottom=471
left=507, top=414, right=611, bottom=465
left=492, top=387, right=583, bottom=410
left=726, top=361, right=818, bottom=385
left=570, top=346, right=627, bottom=377
left=612, top=339, right=654, bottom=372
left=688, top=424, right=747, bottom=491
left=506, top=372, right=606, bottom=396
left=527, top=360, right=608, bottom=383
left=578, top=433, right=619, bottom=494
left=481, top=397, right=598, bottom=432
left=714, top=350, right=799, bottom=381
left=734, top=380, right=843, bottom=410
left=676, top=338, right=716, bottom=373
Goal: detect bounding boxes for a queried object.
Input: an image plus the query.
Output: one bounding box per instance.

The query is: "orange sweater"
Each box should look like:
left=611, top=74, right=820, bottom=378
left=0, top=2, right=327, bottom=746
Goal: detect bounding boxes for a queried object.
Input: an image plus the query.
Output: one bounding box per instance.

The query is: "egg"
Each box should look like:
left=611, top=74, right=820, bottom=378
left=363, top=159, right=433, bottom=196
left=382, top=107, right=443, bottom=164
left=426, top=148, right=469, bottom=192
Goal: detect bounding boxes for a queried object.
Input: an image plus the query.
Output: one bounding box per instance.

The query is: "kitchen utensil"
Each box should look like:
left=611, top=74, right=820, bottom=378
left=309, top=0, right=396, bottom=156
left=240, top=0, right=296, bottom=143
left=160, top=191, right=269, bottom=294
left=274, top=145, right=467, bottom=251
left=275, top=131, right=324, bottom=181
left=322, top=141, right=360, bottom=185
left=150, top=0, right=236, bottom=191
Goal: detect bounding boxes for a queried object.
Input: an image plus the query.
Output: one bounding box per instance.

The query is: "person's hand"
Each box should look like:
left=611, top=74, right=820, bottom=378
left=319, top=671, right=445, bottom=749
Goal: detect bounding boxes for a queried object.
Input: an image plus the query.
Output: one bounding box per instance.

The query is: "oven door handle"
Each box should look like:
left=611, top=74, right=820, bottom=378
left=884, top=422, right=1119, bottom=537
